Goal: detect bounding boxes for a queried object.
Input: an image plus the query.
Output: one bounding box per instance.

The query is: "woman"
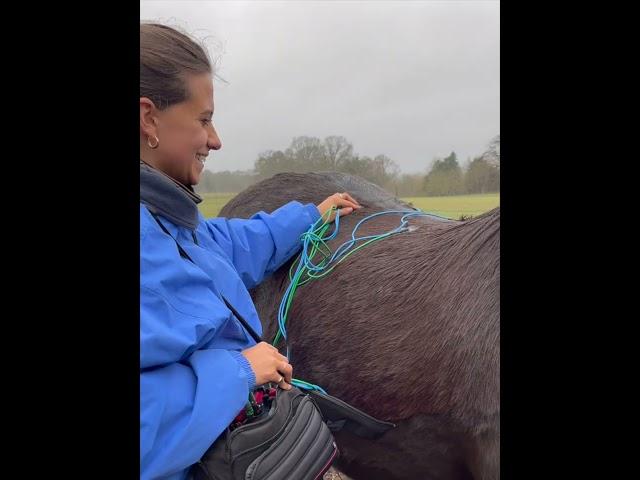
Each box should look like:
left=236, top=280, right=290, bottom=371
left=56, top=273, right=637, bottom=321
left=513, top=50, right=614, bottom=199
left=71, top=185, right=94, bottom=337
left=139, top=23, right=361, bottom=480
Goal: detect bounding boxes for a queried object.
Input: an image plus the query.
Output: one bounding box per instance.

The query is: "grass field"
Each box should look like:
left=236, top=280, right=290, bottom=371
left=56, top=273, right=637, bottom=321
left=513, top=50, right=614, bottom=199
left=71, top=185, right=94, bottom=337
left=198, top=192, right=500, bottom=220
left=197, top=193, right=238, bottom=218
left=402, top=193, right=500, bottom=219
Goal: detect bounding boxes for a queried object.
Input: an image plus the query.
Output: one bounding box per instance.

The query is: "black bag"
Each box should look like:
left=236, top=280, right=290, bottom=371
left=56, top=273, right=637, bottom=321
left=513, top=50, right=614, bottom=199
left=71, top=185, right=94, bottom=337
left=191, top=386, right=338, bottom=480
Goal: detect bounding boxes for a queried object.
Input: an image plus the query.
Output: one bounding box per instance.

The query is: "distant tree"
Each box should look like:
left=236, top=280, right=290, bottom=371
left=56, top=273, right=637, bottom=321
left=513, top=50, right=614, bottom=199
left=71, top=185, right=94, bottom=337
left=285, top=136, right=328, bottom=171
left=370, top=154, right=400, bottom=188
left=339, top=155, right=371, bottom=178
left=195, top=169, right=259, bottom=193
left=254, top=150, right=292, bottom=178
left=464, top=157, right=500, bottom=193
left=423, top=151, right=464, bottom=196
left=251, top=135, right=400, bottom=191
left=324, top=136, right=354, bottom=170
left=396, top=173, right=426, bottom=196
left=482, top=135, right=500, bottom=169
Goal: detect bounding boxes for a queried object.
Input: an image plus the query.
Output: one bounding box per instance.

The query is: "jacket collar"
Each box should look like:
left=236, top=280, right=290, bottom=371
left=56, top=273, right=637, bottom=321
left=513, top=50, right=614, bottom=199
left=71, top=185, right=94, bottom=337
left=139, top=160, right=202, bottom=230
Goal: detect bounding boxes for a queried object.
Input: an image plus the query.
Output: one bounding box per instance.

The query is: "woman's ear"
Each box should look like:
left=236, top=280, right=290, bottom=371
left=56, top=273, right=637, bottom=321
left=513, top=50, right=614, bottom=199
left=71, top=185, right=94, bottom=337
left=140, top=97, right=159, bottom=137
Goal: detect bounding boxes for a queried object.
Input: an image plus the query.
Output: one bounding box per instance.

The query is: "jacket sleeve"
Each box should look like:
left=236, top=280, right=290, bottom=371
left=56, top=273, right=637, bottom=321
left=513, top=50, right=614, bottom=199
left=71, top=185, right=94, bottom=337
left=200, top=201, right=321, bottom=290
left=140, top=286, right=256, bottom=480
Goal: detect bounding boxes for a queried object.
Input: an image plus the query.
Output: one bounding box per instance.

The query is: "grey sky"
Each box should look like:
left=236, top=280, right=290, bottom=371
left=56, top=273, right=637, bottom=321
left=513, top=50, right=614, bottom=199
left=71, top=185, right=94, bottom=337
left=140, top=0, right=500, bottom=174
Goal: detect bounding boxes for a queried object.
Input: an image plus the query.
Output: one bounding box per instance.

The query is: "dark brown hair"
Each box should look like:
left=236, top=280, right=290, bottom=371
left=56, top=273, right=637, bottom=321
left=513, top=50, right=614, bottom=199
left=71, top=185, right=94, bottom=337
left=140, top=23, right=212, bottom=110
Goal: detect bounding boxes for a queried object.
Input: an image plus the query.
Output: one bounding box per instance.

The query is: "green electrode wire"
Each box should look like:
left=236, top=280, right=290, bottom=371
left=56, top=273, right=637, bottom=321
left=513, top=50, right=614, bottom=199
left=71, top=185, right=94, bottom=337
left=271, top=204, right=447, bottom=393
left=272, top=207, right=395, bottom=347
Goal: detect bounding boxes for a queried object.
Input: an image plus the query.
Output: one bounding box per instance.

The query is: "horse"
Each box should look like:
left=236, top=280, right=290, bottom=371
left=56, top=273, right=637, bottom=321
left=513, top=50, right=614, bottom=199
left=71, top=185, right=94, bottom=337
left=219, top=172, right=500, bottom=480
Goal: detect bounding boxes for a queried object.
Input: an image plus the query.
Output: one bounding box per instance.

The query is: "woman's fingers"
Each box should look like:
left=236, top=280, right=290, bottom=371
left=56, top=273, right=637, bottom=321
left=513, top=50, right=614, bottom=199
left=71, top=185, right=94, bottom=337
left=274, top=365, right=292, bottom=390
left=272, top=351, right=293, bottom=388
left=277, top=361, right=293, bottom=384
left=334, top=192, right=360, bottom=210
left=341, top=192, right=361, bottom=207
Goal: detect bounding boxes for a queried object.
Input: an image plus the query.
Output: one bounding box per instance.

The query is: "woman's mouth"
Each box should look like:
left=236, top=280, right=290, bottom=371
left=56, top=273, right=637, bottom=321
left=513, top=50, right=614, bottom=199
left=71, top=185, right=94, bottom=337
left=196, top=153, right=208, bottom=165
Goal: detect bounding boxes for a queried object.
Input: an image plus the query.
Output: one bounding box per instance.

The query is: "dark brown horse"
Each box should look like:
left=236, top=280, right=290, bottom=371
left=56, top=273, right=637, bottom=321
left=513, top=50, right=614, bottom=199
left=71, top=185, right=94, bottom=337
left=220, top=172, right=500, bottom=480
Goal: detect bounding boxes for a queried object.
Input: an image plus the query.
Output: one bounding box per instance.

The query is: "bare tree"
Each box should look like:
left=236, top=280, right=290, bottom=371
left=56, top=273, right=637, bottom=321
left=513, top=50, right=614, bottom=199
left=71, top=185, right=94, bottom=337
left=323, top=135, right=354, bottom=170
left=482, top=134, right=500, bottom=169
left=285, top=136, right=328, bottom=171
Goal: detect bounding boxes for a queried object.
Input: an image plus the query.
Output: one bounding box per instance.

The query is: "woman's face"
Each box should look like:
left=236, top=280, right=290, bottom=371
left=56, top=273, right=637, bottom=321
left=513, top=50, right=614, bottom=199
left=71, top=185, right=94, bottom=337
left=146, top=73, right=222, bottom=186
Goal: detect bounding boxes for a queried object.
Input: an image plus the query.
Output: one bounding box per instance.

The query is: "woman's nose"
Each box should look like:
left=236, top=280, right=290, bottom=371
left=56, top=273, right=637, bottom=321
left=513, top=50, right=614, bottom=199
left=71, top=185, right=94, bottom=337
left=208, top=126, right=222, bottom=150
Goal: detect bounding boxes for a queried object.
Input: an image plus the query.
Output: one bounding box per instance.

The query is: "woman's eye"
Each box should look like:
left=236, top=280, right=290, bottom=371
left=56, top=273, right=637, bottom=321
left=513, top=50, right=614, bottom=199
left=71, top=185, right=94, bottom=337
left=200, top=119, right=210, bottom=126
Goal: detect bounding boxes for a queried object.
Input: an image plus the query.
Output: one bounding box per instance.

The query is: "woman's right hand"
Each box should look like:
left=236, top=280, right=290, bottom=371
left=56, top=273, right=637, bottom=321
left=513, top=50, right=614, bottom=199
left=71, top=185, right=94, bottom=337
left=241, top=342, right=293, bottom=390
left=316, top=192, right=361, bottom=223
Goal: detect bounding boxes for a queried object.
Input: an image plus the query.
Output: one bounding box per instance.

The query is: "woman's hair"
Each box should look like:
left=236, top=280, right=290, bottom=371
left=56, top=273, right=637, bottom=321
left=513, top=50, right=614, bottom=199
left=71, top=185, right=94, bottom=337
left=140, top=22, right=213, bottom=110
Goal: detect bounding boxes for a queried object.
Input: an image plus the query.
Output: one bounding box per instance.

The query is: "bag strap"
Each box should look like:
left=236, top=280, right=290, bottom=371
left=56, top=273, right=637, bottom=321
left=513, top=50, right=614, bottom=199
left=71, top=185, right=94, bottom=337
left=149, top=212, right=263, bottom=344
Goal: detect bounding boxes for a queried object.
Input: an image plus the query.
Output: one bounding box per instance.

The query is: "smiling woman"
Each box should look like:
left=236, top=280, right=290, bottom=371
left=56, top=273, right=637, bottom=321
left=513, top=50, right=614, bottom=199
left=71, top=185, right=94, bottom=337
left=139, top=22, right=361, bottom=480
left=140, top=23, right=222, bottom=186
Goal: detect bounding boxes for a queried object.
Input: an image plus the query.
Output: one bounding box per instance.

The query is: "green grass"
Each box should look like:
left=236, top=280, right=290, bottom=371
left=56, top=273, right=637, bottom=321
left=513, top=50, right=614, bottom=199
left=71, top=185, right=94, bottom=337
left=198, top=193, right=238, bottom=218
left=401, top=193, right=500, bottom=219
left=198, top=192, right=500, bottom=220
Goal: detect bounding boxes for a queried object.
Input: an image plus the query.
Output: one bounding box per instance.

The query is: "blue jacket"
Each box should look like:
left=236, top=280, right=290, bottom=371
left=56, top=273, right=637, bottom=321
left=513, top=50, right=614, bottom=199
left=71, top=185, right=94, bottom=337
left=140, top=163, right=320, bottom=480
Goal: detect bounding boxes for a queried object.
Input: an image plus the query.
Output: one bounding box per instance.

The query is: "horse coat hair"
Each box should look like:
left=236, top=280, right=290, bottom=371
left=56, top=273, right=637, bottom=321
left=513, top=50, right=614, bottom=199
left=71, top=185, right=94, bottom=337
left=219, top=172, right=500, bottom=480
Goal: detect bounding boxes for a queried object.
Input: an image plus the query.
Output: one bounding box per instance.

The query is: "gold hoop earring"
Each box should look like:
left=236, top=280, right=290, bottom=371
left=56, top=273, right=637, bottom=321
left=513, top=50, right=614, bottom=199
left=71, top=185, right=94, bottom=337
left=147, top=135, right=159, bottom=149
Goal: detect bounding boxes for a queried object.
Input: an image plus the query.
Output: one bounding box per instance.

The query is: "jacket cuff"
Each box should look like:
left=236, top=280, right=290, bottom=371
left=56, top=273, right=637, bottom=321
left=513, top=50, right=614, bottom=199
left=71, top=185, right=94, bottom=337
left=304, top=203, right=321, bottom=224
left=229, top=350, right=256, bottom=390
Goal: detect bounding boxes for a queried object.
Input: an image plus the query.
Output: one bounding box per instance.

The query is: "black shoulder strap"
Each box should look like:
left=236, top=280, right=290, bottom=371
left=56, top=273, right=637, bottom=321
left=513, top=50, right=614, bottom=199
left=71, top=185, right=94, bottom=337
left=151, top=212, right=194, bottom=262
left=220, top=296, right=262, bottom=344
left=149, top=212, right=263, bottom=344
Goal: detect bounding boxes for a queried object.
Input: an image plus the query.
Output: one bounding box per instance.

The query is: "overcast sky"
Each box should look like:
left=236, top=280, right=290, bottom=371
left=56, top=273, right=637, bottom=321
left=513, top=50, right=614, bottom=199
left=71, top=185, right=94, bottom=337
left=140, top=0, right=499, bottom=174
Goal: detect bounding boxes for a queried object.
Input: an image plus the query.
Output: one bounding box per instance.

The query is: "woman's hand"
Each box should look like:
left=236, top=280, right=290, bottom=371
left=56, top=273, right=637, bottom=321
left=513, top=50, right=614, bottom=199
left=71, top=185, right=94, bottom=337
left=241, top=342, right=293, bottom=390
left=317, top=192, right=362, bottom=222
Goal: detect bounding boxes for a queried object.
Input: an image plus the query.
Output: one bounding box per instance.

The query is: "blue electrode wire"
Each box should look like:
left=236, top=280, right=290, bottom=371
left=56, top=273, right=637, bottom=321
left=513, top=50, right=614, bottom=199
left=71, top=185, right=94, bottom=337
left=276, top=207, right=451, bottom=394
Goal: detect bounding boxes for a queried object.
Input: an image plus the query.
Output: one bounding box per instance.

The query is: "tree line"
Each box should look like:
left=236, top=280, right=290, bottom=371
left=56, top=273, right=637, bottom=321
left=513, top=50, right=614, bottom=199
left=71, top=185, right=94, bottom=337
left=196, top=134, right=500, bottom=197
